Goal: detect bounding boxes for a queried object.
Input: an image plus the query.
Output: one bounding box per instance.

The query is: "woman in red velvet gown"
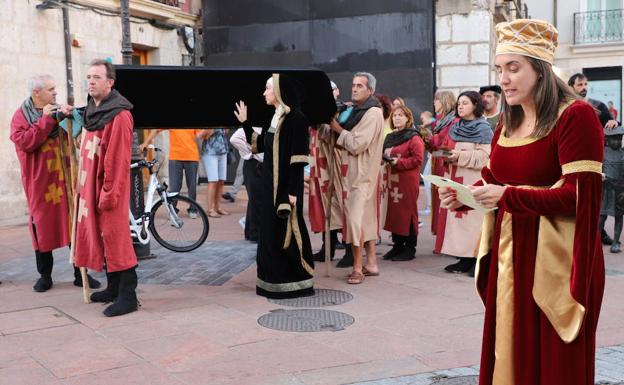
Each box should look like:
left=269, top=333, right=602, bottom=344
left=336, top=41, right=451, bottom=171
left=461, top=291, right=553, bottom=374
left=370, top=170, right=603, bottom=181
left=441, top=19, right=605, bottom=385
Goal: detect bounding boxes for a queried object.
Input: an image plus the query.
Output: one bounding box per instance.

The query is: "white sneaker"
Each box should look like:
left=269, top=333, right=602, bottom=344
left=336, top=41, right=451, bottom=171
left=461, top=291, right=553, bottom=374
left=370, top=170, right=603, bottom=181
left=418, top=220, right=423, bottom=228
left=238, top=216, right=246, bottom=229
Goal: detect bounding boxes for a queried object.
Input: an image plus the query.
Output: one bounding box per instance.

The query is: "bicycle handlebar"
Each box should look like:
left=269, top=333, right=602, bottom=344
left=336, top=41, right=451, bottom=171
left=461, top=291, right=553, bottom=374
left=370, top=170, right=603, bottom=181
left=131, top=146, right=162, bottom=170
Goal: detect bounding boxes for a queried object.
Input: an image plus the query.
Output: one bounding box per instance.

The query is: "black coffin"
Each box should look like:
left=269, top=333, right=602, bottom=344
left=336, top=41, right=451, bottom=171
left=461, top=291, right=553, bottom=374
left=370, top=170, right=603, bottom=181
left=114, top=65, right=337, bottom=129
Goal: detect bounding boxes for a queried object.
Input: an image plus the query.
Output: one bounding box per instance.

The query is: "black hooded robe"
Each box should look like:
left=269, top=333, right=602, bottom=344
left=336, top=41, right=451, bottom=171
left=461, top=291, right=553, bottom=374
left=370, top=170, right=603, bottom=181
left=243, top=74, right=314, bottom=299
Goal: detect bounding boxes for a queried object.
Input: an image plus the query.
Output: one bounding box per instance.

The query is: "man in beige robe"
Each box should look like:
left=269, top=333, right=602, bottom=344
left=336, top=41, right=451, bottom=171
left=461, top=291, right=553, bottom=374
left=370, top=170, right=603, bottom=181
left=329, top=72, right=384, bottom=284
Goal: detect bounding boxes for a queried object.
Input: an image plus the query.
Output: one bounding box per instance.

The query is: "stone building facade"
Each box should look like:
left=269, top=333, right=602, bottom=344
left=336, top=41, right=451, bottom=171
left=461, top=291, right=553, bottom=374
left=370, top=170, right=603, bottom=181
left=435, top=0, right=528, bottom=96
left=0, top=0, right=200, bottom=222
left=525, top=0, right=623, bottom=118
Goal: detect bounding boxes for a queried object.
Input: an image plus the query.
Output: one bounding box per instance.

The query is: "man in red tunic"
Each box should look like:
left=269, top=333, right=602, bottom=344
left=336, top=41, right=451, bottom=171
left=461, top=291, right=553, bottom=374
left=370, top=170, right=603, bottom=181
left=10, top=74, right=101, bottom=292
left=73, top=59, right=138, bottom=317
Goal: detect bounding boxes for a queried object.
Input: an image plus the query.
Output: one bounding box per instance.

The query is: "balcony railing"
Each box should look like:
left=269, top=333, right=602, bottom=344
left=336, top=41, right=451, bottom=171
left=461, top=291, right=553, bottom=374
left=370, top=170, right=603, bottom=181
left=149, top=0, right=179, bottom=7
left=574, top=9, right=624, bottom=44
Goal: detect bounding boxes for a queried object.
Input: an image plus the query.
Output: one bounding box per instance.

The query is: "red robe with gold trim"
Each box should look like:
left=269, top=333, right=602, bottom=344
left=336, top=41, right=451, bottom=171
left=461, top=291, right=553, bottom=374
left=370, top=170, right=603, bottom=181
left=10, top=109, right=71, bottom=252
left=384, top=135, right=424, bottom=235
left=476, top=101, right=605, bottom=385
left=73, top=110, right=137, bottom=272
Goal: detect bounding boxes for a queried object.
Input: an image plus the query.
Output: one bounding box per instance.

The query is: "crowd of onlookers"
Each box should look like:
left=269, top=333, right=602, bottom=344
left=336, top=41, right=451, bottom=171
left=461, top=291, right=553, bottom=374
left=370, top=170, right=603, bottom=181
left=142, top=70, right=622, bottom=283
left=302, top=70, right=621, bottom=282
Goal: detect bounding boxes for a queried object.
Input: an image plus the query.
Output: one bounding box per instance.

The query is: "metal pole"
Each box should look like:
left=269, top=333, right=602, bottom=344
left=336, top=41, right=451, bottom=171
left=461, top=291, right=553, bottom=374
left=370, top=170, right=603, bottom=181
left=120, top=0, right=132, bottom=65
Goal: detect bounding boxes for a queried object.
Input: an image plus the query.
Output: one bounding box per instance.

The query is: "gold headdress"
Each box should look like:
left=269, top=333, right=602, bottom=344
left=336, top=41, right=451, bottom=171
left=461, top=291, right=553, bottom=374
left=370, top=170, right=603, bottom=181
left=495, top=19, right=558, bottom=64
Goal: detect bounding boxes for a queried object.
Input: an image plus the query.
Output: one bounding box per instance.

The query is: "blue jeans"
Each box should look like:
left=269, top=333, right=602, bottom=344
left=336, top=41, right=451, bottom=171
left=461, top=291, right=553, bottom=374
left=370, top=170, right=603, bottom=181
left=202, top=153, right=227, bottom=182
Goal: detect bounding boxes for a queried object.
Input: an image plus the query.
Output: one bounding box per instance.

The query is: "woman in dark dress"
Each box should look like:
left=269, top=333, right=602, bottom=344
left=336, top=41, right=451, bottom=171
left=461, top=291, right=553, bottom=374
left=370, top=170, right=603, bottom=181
left=234, top=74, right=314, bottom=299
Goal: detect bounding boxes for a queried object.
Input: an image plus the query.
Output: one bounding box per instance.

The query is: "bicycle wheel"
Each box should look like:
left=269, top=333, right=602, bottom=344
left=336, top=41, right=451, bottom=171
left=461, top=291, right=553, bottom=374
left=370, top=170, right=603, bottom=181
left=149, top=194, right=209, bottom=252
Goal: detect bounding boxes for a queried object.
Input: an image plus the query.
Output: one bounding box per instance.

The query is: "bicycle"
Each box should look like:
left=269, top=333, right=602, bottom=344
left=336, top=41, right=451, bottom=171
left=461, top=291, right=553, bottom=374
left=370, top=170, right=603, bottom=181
left=129, top=147, right=209, bottom=252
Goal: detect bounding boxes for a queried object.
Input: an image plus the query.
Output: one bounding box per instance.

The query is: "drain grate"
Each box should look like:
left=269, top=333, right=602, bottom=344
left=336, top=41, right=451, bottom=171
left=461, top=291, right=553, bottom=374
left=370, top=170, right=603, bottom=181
left=268, top=289, right=353, bottom=307
left=431, top=375, right=478, bottom=384
left=258, top=308, right=354, bottom=332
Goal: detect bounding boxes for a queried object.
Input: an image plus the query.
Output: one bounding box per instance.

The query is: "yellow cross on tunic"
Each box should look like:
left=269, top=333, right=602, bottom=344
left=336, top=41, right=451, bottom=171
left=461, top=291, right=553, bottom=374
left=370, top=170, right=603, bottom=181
left=46, top=146, right=65, bottom=181
left=45, top=183, right=64, bottom=204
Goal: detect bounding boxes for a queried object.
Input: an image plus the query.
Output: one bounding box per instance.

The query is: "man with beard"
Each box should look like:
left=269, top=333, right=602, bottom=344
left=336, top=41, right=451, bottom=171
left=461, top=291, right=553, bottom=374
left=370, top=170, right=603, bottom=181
left=328, top=72, right=384, bottom=284
left=568, top=73, right=618, bottom=129
left=479, top=85, right=502, bottom=130
left=569, top=73, right=619, bottom=246
left=11, top=74, right=101, bottom=292
left=73, top=59, right=138, bottom=317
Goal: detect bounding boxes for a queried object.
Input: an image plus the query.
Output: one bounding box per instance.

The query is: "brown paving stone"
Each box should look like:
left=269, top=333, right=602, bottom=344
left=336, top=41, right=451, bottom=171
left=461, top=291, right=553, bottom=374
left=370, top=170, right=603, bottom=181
left=0, top=339, right=29, bottom=367
left=59, top=363, right=186, bottom=385
left=124, top=332, right=228, bottom=372
left=419, top=348, right=483, bottom=371
left=0, top=358, right=63, bottom=385
left=294, top=356, right=434, bottom=385
left=30, top=337, right=141, bottom=379
left=170, top=335, right=361, bottom=383
left=96, top=318, right=187, bottom=344
left=189, top=314, right=284, bottom=347
left=0, top=306, right=76, bottom=335
left=0, top=290, right=49, bottom=313
left=58, top=300, right=163, bottom=331
left=3, top=324, right=95, bottom=351
left=304, top=327, right=426, bottom=361
left=137, top=287, right=217, bottom=313
left=155, top=302, right=245, bottom=326
left=178, top=372, right=306, bottom=385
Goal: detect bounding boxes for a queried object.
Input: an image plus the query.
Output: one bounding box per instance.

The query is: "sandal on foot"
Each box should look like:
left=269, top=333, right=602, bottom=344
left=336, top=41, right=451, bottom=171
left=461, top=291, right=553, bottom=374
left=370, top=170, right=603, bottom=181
left=216, top=209, right=230, bottom=216
left=347, top=271, right=365, bottom=284
left=208, top=210, right=221, bottom=218
left=362, top=266, right=379, bottom=276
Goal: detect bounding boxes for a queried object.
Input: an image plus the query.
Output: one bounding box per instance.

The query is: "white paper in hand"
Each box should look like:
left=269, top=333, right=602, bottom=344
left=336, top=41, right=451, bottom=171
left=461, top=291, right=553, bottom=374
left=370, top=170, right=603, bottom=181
left=422, top=174, right=494, bottom=213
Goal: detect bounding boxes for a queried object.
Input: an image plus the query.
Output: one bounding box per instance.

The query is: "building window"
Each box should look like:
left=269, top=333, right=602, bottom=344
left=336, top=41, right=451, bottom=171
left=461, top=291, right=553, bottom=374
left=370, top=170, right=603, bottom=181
left=576, top=0, right=624, bottom=44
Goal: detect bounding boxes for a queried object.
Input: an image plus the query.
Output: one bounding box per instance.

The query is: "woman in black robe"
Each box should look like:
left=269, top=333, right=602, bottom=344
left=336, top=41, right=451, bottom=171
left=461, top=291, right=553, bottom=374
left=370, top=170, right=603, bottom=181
left=234, top=74, right=314, bottom=299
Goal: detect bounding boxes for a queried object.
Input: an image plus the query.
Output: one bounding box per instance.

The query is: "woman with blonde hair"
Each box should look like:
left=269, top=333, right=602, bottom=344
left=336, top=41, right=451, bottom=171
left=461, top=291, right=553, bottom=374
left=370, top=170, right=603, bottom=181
left=426, top=90, right=458, bottom=234
left=441, top=19, right=604, bottom=385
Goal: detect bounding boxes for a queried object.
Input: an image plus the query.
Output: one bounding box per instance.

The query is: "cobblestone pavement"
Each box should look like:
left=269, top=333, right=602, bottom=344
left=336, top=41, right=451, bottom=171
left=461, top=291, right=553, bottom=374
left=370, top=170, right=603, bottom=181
left=0, top=240, right=256, bottom=286
left=348, top=345, right=624, bottom=385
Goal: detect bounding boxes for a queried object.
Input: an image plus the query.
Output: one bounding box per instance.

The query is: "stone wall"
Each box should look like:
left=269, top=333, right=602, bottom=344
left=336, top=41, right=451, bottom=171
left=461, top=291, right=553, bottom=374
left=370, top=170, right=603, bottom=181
left=0, top=1, right=194, bottom=222
left=435, top=1, right=497, bottom=97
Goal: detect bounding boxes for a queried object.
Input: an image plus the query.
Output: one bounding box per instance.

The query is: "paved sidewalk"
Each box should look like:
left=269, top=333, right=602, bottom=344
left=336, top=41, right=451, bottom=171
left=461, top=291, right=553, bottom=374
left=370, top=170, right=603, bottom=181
left=349, top=344, right=624, bottom=385
left=1, top=187, right=624, bottom=385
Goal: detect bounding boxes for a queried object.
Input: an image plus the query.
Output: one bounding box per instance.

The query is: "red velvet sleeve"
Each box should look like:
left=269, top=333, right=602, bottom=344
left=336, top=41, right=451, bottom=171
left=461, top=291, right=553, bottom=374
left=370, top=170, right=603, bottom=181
left=393, top=136, right=424, bottom=171
left=10, top=110, right=57, bottom=153
left=499, top=102, right=602, bottom=218
left=98, top=111, right=134, bottom=211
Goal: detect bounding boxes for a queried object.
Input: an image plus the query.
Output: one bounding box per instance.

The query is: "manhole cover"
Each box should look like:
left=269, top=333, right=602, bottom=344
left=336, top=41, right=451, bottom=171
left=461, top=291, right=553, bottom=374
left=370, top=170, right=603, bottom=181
left=268, top=289, right=353, bottom=307
left=431, top=375, right=478, bottom=384
left=258, top=309, right=354, bottom=332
